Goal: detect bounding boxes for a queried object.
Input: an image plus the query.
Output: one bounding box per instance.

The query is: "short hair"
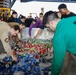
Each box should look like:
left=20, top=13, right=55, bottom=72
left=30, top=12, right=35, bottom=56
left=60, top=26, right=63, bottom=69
left=40, top=13, right=43, bottom=15
left=43, top=11, right=59, bottom=25
left=12, top=11, right=17, bottom=15
left=58, top=4, right=67, bottom=9
left=11, top=25, right=20, bottom=32
left=21, top=16, right=26, bottom=19
left=32, top=19, right=36, bottom=22
left=20, top=22, right=25, bottom=27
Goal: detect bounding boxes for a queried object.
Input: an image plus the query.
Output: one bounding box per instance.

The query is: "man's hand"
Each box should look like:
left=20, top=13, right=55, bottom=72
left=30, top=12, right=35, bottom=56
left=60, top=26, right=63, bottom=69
left=11, top=54, right=18, bottom=62
left=17, top=41, right=22, bottom=47
left=34, top=35, right=37, bottom=40
left=34, top=28, right=42, bottom=40
left=28, top=36, right=31, bottom=39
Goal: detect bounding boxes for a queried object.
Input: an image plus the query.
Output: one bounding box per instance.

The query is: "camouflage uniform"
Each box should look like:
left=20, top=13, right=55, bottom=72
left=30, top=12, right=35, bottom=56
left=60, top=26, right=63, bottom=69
left=0, top=21, right=16, bottom=55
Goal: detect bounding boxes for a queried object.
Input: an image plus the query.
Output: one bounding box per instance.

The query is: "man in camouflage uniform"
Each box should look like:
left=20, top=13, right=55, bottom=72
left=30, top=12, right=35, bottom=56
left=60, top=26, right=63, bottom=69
left=0, top=21, right=20, bottom=62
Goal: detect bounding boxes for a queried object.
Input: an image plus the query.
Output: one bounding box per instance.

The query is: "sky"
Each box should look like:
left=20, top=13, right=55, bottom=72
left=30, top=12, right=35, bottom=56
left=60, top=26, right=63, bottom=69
left=12, top=1, right=76, bottom=18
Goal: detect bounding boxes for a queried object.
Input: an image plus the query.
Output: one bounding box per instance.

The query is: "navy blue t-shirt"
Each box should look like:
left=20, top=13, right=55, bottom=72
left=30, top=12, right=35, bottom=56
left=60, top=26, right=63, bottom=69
left=40, top=25, right=46, bottom=29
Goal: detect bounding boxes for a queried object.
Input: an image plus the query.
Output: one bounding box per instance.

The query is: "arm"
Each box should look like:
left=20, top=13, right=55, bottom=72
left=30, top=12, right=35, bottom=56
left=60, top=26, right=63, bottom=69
left=1, top=32, right=13, bottom=55
left=8, top=22, right=19, bottom=27
left=29, top=23, right=33, bottom=37
left=34, top=28, right=42, bottom=39
left=36, top=19, right=39, bottom=27
left=51, top=35, right=66, bottom=75
left=1, top=32, right=17, bottom=62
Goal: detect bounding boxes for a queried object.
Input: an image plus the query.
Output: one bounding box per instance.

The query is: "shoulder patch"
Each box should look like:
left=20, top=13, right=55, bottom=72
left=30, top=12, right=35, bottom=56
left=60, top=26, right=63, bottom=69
left=4, top=38, right=9, bottom=43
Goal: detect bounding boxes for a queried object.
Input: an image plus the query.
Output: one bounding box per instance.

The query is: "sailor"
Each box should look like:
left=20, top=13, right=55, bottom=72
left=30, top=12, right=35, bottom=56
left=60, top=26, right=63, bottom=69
left=0, top=21, right=20, bottom=62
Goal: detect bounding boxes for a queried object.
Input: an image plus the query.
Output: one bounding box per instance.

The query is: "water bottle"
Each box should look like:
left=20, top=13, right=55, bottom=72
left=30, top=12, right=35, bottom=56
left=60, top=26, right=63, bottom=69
left=43, top=71, right=49, bottom=75
left=3, top=57, right=7, bottom=62
left=18, top=55, right=23, bottom=62
left=33, top=72, right=41, bottom=75
left=3, top=56, right=12, bottom=62
left=23, top=54, right=30, bottom=62
left=12, top=65, right=20, bottom=72
left=21, top=62, right=30, bottom=72
left=5, top=64, right=10, bottom=69
left=8, top=56, right=12, bottom=62
left=34, top=66, right=41, bottom=72
left=30, top=57, right=36, bottom=65
left=0, top=67, right=2, bottom=72
left=0, top=62, right=5, bottom=70
left=0, top=72, right=4, bottom=75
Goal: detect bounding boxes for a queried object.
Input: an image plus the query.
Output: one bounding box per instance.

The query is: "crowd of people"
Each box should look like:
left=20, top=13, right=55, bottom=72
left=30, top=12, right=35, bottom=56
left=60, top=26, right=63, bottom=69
left=0, top=3, right=76, bottom=75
